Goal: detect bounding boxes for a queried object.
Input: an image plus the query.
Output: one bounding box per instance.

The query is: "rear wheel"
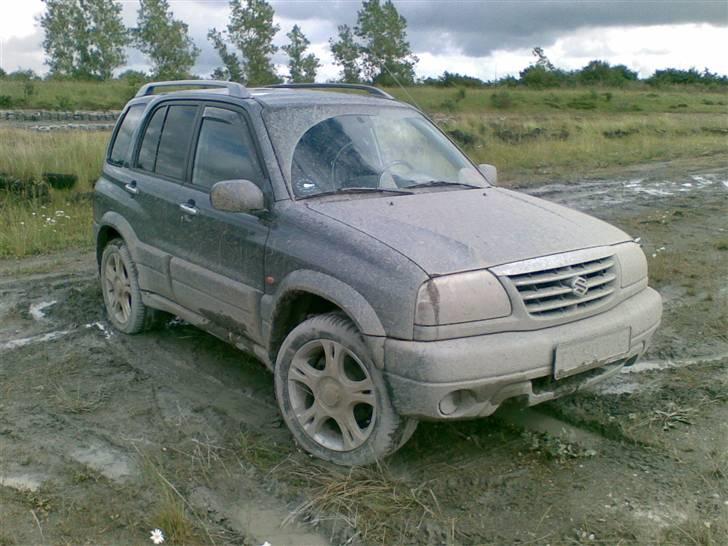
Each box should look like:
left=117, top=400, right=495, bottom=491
left=100, top=239, right=160, bottom=334
left=274, top=312, right=417, bottom=466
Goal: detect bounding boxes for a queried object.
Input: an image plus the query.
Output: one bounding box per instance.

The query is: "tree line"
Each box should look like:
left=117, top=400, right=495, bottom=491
left=1, top=0, right=724, bottom=88
left=21, top=0, right=417, bottom=85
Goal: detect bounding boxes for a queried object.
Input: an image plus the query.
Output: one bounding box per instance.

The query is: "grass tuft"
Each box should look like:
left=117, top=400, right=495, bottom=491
left=280, top=457, right=439, bottom=544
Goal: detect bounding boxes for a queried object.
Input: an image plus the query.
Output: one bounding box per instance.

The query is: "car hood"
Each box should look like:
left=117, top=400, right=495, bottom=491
left=307, top=188, right=631, bottom=276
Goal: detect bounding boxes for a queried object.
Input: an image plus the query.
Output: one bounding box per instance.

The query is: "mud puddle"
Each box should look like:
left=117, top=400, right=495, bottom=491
left=1, top=168, right=727, bottom=544
left=523, top=170, right=728, bottom=214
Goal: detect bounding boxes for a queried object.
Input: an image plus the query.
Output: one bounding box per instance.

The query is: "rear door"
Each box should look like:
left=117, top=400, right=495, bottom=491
left=129, top=101, right=199, bottom=298
left=169, top=104, right=271, bottom=343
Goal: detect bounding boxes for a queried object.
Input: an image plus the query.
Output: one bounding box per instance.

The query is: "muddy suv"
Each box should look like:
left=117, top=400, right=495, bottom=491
left=94, top=80, right=662, bottom=465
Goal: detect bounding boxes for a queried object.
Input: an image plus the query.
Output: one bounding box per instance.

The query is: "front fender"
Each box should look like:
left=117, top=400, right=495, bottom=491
left=261, top=269, right=386, bottom=339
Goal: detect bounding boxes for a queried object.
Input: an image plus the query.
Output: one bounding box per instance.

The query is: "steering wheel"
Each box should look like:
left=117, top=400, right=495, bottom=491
left=379, top=160, right=414, bottom=188
left=330, top=142, right=355, bottom=187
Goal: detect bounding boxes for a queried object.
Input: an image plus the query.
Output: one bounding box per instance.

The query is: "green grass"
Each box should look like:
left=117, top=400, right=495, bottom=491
left=0, top=128, right=105, bottom=258
left=386, top=86, right=728, bottom=115
left=1, top=80, right=726, bottom=114
left=0, top=128, right=108, bottom=187
left=0, top=79, right=137, bottom=111
left=0, top=193, right=93, bottom=258
left=439, top=112, right=728, bottom=181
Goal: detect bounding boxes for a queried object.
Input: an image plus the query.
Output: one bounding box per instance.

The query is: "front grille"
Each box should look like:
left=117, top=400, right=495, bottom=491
left=507, top=256, right=617, bottom=318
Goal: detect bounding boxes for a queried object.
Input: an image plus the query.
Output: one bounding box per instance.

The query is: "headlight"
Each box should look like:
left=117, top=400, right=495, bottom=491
left=615, top=242, right=648, bottom=287
left=415, top=270, right=511, bottom=325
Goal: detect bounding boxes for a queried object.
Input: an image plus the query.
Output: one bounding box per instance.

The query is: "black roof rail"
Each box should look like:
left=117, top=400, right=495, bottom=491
left=135, top=80, right=251, bottom=98
left=265, top=83, right=395, bottom=100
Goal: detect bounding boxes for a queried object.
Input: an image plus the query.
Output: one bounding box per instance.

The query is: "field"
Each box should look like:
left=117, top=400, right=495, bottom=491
left=0, top=84, right=727, bottom=544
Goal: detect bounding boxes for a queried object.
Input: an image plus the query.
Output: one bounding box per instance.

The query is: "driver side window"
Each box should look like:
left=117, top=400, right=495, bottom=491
left=192, top=107, right=264, bottom=191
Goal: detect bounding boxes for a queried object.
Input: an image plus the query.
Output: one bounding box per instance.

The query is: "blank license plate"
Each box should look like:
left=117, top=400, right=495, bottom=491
left=554, top=328, right=631, bottom=379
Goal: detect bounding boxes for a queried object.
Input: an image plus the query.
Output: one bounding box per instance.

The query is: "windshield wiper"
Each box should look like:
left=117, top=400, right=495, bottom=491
left=301, top=187, right=413, bottom=199
left=404, top=180, right=482, bottom=189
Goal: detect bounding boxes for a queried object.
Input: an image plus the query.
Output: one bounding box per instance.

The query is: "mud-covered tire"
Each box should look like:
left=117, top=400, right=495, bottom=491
left=100, top=239, right=159, bottom=334
left=274, top=312, right=417, bottom=466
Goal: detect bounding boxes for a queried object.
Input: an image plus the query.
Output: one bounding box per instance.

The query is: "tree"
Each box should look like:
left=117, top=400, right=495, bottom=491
left=518, top=47, right=563, bottom=88
left=40, top=0, right=128, bottom=80
left=518, top=65, right=564, bottom=88
left=422, top=71, right=485, bottom=88
left=134, top=0, right=200, bottom=79
left=329, top=24, right=362, bottom=83
left=207, top=30, right=244, bottom=82
left=208, top=0, right=281, bottom=85
left=531, top=47, right=555, bottom=71
left=282, top=25, right=320, bottom=83
left=355, top=0, right=417, bottom=85
left=5, top=69, right=41, bottom=81
left=577, top=60, right=637, bottom=86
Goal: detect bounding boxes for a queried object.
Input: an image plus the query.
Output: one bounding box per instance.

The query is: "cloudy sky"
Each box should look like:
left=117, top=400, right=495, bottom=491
left=1, top=0, right=727, bottom=81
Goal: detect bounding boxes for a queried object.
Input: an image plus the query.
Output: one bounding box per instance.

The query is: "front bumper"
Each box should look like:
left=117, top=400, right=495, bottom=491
left=383, top=287, right=662, bottom=419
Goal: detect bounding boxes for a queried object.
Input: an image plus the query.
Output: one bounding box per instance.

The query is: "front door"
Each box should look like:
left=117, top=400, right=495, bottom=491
left=170, top=105, right=271, bottom=344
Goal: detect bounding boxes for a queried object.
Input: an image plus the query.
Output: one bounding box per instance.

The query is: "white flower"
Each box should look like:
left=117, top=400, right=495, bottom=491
left=150, top=529, right=165, bottom=544
left=260, top=542, right=272, bottom=546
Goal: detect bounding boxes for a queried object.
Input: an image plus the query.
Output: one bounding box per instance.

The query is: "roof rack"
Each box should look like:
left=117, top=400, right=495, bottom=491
left=135, top=80, right=251, bottom=99
left=266, top=83, right=395, bottom=100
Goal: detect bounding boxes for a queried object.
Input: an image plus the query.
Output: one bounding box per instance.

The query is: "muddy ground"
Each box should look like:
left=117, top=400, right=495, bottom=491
left=1, top=166, right=727, bottom=545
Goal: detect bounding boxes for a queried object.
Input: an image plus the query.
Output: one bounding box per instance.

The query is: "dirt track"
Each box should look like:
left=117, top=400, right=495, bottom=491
left=1, top=167, right=727, bottom=545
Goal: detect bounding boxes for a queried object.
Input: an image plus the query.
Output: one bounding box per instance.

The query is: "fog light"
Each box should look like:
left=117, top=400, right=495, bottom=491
left=439, top=391, right=461, bottom=416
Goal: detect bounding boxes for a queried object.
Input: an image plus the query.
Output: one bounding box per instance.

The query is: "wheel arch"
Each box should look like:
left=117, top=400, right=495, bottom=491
left=95, top=212, right=140, bottom=269
left=263, top=270, right=386, bottom=366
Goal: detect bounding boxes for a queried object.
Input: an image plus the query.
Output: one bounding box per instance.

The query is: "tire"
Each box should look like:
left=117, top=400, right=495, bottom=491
left=274, top=312, right=418, bottom=466
left=100, top=238, right=159, bottom=334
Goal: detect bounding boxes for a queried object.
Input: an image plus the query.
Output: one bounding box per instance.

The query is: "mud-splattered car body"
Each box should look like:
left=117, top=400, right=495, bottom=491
left=94, top=81, right=661, bottom=463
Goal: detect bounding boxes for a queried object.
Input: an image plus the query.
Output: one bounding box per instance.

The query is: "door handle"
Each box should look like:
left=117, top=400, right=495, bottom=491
left=124, top=181, right=139, bottom=195
left=179, top=202, right=198, bottom=215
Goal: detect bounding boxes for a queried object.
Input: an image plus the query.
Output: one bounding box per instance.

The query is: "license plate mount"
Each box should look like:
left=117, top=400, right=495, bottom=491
left=554, top=328, right=631, bottom=380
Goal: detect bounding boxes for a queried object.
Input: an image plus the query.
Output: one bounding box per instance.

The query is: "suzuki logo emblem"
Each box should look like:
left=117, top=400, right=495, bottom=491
left=570, top=276, right=589, bottom=297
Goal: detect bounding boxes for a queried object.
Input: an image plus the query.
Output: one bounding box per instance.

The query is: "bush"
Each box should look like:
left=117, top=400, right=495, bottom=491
left=567, top=91, right=598, bottom=110
left=518, top=65, right=565, bottom=88
left=0, top=95, right=13, bottom=108
left=446, top=128, right=477, bottom=146
left=56, top=95, right=76, bottom=110
left=490, top=91, right=514, bottom=109
left=421, top=71, right=485, bottom=87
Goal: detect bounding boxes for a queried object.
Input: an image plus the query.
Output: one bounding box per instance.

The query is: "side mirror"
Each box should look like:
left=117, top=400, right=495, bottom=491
left=478, top=164, right=498, bottom=185
left=210, top=179, right=265, bottom=213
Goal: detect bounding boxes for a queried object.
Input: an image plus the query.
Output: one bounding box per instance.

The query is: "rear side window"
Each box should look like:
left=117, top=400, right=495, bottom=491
left=155, top=105, right=197, bottom=180
left=192, top=107, right=264, bottom=190
left=108, top=105, right=144, bottom=165
left=137, top=106, right=167, bottom=172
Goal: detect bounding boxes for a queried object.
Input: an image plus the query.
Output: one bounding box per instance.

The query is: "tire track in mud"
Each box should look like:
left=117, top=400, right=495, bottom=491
left=0, top=268, right=330, bottom=545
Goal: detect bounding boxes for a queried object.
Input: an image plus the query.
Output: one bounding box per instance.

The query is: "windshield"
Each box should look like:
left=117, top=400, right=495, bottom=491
left=264, top=106, right=487, bottom=198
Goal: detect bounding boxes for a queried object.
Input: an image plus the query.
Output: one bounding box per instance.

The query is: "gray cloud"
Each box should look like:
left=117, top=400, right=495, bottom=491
left=4, top=1, right=726, bottom=78
left=269, top=0, right=728, bottom=57
left=1, top=31, right=44, bottom=74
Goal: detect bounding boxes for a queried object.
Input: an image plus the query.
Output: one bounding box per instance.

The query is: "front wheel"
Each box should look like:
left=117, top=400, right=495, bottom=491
left=274, top=313, right=417, bottom=466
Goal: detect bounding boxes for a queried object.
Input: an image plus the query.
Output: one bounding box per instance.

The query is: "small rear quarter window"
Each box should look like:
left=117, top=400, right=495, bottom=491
left=108, top=104, right=145, bottom=166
